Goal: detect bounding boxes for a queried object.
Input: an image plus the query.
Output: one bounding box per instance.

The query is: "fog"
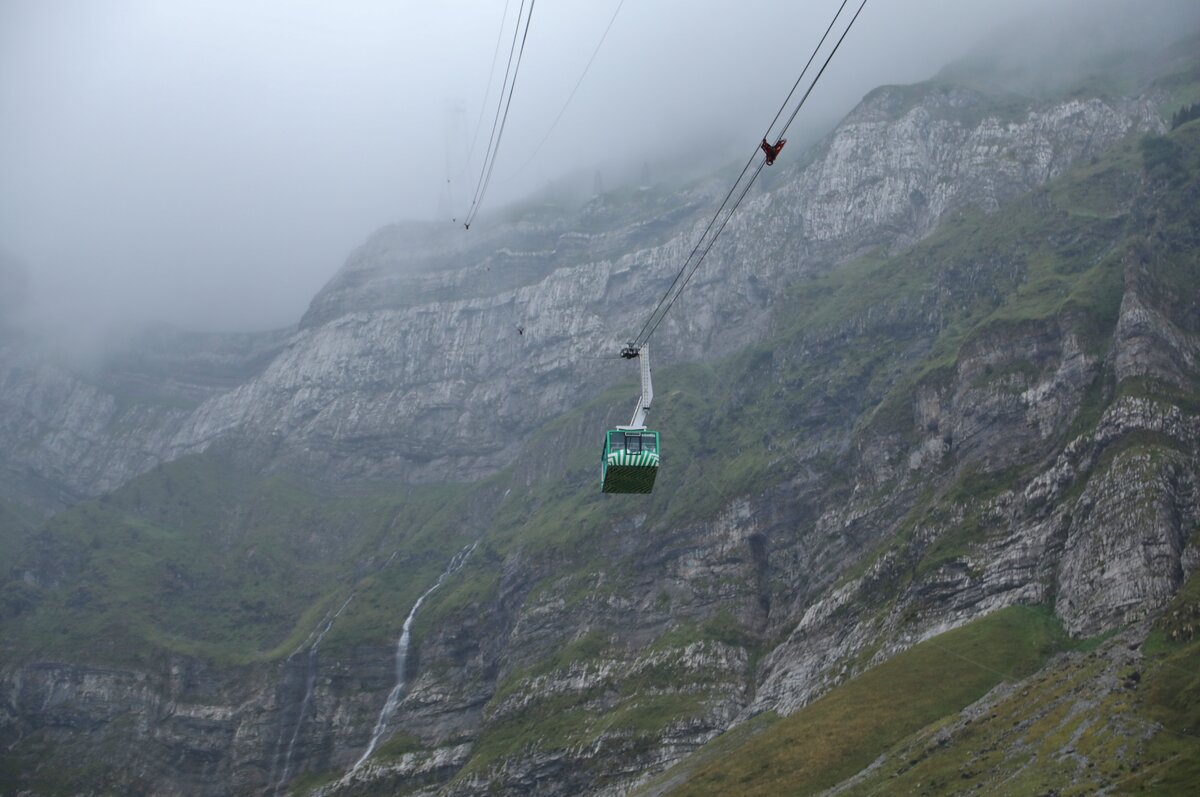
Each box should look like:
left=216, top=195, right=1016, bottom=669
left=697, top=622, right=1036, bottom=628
left=2, top=0, right=1197, bottom=336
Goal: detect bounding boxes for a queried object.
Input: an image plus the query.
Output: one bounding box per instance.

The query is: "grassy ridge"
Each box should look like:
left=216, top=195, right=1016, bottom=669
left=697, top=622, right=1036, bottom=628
left=813, top=572, right=1200, bottom=796
left=1129, top=567, right=1200, bottom=793
left=657, top=606, right=1067, bottom=796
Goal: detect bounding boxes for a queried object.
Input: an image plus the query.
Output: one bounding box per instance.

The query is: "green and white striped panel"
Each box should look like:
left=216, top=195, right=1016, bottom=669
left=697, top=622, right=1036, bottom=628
left=606, top=450, right=660, bottom=468
left=603, top=451, right=659, bottom=494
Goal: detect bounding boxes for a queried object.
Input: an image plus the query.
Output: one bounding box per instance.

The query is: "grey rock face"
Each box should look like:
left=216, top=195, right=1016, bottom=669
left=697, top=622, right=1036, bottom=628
left=0, top=344, right=190, bottom=504
left=782, top=89, right=1160, bottom=250
left=160, top=88, right=1165, bottom=488
left=1055, top=444, right=1197, bottom=635
left=0, top=327, right=288, bottom=506
left=0, top=87, right=1162, bottom=501
left=0, top=659, right=270, bottom=796
left=750, top=258, right=1200, bottom=720
left=1, top=75, right=1192, bottom=797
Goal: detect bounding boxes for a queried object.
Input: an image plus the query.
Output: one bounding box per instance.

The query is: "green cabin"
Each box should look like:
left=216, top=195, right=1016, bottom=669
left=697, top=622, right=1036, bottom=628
left=601, top=429, right=660, bottom=494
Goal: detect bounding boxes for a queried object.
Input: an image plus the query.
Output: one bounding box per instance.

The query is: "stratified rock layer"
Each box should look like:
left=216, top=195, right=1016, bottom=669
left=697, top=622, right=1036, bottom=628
left=3, top=71, right=1197, bottom=797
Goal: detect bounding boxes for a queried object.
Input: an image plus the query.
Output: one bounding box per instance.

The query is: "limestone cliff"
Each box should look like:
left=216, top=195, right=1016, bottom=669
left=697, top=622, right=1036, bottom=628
left=0, top=85, right=1162, bottom=496
left=2, top=54, right=1198, bottom=797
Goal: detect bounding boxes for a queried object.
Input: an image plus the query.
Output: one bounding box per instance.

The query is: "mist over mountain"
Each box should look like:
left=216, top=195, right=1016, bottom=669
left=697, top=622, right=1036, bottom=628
left=0, top=248, right=27, bottom=324
left=2, top=4, right=1200, bottom=796
left=2, top=0, right=1197, bottom=339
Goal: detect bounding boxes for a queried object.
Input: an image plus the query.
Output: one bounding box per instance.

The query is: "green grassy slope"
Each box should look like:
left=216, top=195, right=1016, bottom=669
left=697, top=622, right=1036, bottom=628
left=643, top=576, right=1199, bottom=797
left=0, top=451, right=477, bottom=666
left=0, top=497, right=37, bottom=569
left=802, top=571, right=1200, bottom=796
left=642, top=606, right=1068, bottom=797
left=1118, top=569, right=1200, bottom=794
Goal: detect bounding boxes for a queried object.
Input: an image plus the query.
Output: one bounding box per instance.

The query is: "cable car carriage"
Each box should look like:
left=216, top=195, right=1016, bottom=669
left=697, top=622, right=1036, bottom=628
left=601, top=345, right=659, bottom=494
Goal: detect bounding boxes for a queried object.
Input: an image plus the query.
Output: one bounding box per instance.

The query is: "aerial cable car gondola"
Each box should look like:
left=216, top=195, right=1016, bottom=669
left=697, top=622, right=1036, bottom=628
left=601, top=345, right=659, bottom=494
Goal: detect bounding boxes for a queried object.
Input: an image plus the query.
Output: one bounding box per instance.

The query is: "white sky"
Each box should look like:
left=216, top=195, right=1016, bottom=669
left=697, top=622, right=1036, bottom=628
left=1, top=0, right=1196, bottom=334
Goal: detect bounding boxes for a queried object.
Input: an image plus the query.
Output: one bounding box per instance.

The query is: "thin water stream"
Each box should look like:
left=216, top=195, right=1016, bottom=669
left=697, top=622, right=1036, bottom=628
left=271, top=595, right=355, bottom=795
left=348, top=543, right=477, bottom=776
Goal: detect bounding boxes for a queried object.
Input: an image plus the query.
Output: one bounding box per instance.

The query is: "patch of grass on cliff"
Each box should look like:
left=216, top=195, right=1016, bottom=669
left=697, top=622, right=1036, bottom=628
left=652, top=612, right=758, bottom=654
left=911, top=464, right=1027, bottom=582
left=410, top=555, right=501, bottom=644
left=1061, top=431, right=1190, bottom=511
left=957, top=220, right=1125, bottom=360
left=375, top=731, right=425, bottom=759
left=1050, top=138, right=1143, bottom=218
left=663, top=605, right=1067, bottom=797
left=288, top=768, right=343, bottom=794
left=470, top=631, right=736, bottom=776
left=465, top=688, right=710, bottom=777
left=777, top=200, right=1032, bottom=346
left=322, top=483, right=478, bottom=656
left=486, top=630, right=613, bottom=708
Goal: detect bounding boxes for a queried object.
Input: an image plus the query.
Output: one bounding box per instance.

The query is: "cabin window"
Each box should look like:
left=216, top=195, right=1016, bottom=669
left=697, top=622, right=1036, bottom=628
left=625, top=434, right=642, bottom=453
left=642, top=434, right=658, bottom=453
left=608, top=433, right=625, bottom=451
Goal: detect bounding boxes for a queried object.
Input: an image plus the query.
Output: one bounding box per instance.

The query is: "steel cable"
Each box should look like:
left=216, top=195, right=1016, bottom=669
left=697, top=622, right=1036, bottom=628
left=629, top=0, right=868, bottom=350
left=464, top=0, right=538, bottom=228
left=501, top=0, right=628, bottom=184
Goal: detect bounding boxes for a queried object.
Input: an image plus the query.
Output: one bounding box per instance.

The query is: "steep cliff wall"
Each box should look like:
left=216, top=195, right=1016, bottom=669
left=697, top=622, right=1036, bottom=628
left=0, top=327, right=289, bottom=508
left=0, top=84, right=1162, bottom=499
left=2, top=67, right=1198, bottom=797
left=304, top=118, right=1197, bottom=795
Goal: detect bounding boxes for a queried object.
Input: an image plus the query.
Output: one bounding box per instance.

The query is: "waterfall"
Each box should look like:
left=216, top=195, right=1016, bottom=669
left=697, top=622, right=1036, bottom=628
left=348, top=543, right=477, bottom=775
left=269, top=594, right=354, bottom=796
